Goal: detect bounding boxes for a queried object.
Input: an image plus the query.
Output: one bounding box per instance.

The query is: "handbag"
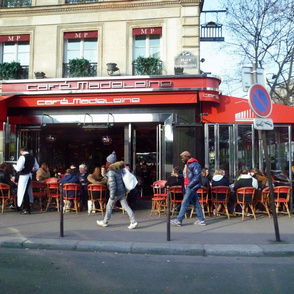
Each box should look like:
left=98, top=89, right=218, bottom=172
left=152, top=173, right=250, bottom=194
left=122, top=168, right=138, bottom=192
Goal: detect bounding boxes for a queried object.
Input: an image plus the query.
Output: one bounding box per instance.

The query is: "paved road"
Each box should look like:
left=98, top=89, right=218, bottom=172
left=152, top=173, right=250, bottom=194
left=1, top=248, right=294, bottom=294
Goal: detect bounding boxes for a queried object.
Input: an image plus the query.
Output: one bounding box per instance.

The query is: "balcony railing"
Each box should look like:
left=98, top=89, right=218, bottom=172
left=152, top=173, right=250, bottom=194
left=0, top=0, right=31, bottom=7
left=62, top=62, right=97, bottom=78
left=65, top=0, right=99, bottom=3
left=132, top=61, right=162, bottom=76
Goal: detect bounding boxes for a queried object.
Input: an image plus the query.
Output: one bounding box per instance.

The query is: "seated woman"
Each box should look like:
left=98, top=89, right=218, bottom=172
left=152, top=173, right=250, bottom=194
left=201, top=167, right=211, bottom=189
left=36, top=163, right=51, bottom=182
left=87, top=166, right=108, bottom=185
left=165, top=166, right=184, bottom=188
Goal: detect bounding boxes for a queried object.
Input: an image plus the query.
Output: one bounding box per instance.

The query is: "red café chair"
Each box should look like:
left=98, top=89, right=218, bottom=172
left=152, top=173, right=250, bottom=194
left=236, top=187, right=256, bottom=221
left=46, top=182, right=60, bottom=212
left=87, top=184, right=107, bottom=216
left=169, top=185, right=183, bottom=217
left=62, top=183, right=81, bottom=214
left=253, top=186, right=271, bottom=218
left=190, top=187, right=210, bottom=219
left=32, top=181, right=47, bottom=211
left=0, top=183, right=17, bottom=213
left=211, top=186, right=231, bottom=220
left=273, top=186, right=291, bottom=218
left=150, top=180, right=167, bottom=217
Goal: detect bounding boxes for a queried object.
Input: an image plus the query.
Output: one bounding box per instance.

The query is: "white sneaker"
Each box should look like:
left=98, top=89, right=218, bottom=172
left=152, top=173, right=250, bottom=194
left=96, top=220, right=108, bottom=227
left=128, top=222, right=138, bottom=229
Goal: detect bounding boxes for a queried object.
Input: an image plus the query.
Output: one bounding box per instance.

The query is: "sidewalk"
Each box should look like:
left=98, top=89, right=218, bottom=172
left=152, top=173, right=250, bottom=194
left=0, top=201, right=294, bottom=257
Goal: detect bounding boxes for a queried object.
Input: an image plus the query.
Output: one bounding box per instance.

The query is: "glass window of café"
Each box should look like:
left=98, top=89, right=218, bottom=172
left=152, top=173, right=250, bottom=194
left=204, top=123, right=292, bottom=183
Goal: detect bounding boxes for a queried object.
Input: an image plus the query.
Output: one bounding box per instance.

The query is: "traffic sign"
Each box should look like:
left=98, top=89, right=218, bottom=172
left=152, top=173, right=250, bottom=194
left=248, top=84, right=272, bottom=118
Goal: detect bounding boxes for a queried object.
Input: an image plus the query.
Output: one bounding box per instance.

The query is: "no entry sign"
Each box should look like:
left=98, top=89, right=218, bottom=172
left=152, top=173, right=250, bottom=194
left=248, top=84, right=272, bottom=118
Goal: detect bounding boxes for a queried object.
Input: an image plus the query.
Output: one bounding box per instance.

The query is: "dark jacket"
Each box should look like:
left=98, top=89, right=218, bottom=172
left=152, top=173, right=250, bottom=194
left=0, top=170, right=17, bottom=188
left=165, top=173, right=184, bottom=188
left=107, top=161, right=126, bottom=199
left=201, top=177, right=210, bottom=189
left=185, top=158, right=202, bottom=191
left=211, top=175, right=230, bottom=187
left=59, top=173, right=81, bottom=197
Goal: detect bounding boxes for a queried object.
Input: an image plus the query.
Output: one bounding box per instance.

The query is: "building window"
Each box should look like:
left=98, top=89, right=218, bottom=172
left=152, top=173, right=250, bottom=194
left=0, top=0, right=31, bottom=7
left=132, top=27, right=162, bottom=75
left=0, top=34, right=30, bottom=79
left=133, top=27, right=162, bottom=60
left=65, top=0, right=99, bottom=4
left=63, top=31, right=98, bottom=78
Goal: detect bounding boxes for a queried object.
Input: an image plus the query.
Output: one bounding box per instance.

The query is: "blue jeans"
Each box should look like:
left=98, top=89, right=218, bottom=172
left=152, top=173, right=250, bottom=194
left=177, top=187, right=204, bottom=222
left=103, top=194, right=136, bottom=224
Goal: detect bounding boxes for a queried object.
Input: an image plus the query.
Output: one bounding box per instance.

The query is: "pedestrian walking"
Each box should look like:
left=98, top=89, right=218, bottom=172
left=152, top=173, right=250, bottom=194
left=96, top=151, right=138, bottom=229
left=13, top=146, right=39, bottom=214
left=170, top=151, right=206, bottom=226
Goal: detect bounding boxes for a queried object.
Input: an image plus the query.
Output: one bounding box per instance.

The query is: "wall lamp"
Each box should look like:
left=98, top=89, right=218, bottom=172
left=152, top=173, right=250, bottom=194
left=82, top=113, right=115, bottom=129
left=106, top=63, right=120, bottom=76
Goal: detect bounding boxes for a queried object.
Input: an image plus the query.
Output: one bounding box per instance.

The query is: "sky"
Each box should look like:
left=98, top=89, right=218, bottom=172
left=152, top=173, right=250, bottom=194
left=200, top=0, right=248, bottom=98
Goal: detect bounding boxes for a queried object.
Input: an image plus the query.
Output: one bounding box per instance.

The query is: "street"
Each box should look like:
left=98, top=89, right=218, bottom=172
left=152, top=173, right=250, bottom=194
left=0, top=248, right=293, bottom=294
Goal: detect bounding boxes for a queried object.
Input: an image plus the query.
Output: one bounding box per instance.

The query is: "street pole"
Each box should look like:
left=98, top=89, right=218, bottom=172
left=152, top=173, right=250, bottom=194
left=253, top=63, right=280, bottom=242
left=166, top=186, right=170, bottom=241
left=262, top=131, right=281, bottom=241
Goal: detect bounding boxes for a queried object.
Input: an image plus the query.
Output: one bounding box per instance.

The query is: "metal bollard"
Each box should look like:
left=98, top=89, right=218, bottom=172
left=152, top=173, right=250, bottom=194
left=60, top=183, right=64, bottom=237
left=166, top=185, right=170, bottom=241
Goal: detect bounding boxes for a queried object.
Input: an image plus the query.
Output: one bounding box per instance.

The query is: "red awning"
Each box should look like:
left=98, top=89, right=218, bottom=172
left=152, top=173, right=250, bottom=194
left=0, top=95, right=15, bottom=102
left=203, top=95, right=294, bottom=124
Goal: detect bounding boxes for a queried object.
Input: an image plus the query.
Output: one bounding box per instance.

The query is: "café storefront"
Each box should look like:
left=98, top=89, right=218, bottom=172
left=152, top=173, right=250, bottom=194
left=1, top=75, right=294, bottom=209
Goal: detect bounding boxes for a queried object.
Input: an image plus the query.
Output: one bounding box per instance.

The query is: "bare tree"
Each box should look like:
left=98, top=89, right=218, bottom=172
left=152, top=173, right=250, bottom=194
left=225, top=0, right=294, bottom=105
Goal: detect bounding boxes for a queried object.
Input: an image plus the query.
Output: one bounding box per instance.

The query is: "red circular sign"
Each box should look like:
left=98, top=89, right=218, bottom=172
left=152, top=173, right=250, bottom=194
left=248, top=84, right=272, bottom=118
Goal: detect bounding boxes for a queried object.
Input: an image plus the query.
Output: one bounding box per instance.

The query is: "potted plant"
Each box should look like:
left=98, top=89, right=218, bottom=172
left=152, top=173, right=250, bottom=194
left=68, top=57, right=92, bottom=77
left=0, top=61, right=22, bottom=80
left=132, top=56, right=162, bottom=75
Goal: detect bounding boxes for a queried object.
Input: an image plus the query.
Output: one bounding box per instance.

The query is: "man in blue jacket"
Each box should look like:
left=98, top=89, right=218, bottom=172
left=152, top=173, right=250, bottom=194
left=170, top=151, right=206, bottom=227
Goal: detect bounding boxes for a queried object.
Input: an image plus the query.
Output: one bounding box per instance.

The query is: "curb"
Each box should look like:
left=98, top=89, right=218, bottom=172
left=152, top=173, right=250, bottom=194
left=1, top=236, right=294, bottom=257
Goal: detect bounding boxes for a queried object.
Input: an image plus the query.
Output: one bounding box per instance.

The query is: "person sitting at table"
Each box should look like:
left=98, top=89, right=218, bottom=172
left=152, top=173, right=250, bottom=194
left=36, top=163, right=51, bottom=182
left=0, top=163, right=17, bottom=195
left=87, top=166, right=108, bottom=185
left=211, top=169, right=230, bottom=216
left=165, top=166, right=184, bottom=188
left=201, top=167, right=211, bottom=190
left=59, top=168, right=81, bottom=211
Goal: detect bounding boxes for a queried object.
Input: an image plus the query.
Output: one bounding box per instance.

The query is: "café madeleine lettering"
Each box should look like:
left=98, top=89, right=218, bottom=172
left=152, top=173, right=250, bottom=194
left=37, top=97, right=140, bottom=106
left=27, top=80, right=173, bottom=92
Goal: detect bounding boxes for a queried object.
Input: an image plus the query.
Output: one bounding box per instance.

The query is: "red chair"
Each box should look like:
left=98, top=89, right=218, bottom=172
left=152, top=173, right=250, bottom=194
left=236, top=187, right=256, bottom=221
left=150, top=180, right=167, bottom=217
left=273, top=186, right=291, bottom=218
left=87, top=184, right=107, bottom=216
left=32, top=181, right=47, bottom=211
left=253, top=187, right=271, bottom=218
left=169, top=185, right=184, bottom=217
left=62, top=183, right=81, bottom=214
left=190, top=187, right=210, bottom=218
left=211, top=186, right=231, bottom=219
left=0, top=183, right=17, bottom=213
left=46, top=182, right=60, bottom=212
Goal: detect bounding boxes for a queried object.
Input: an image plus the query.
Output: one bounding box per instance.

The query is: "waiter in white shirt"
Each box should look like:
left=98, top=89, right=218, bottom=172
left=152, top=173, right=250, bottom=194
left=13, top=146, right=39, bottom=214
